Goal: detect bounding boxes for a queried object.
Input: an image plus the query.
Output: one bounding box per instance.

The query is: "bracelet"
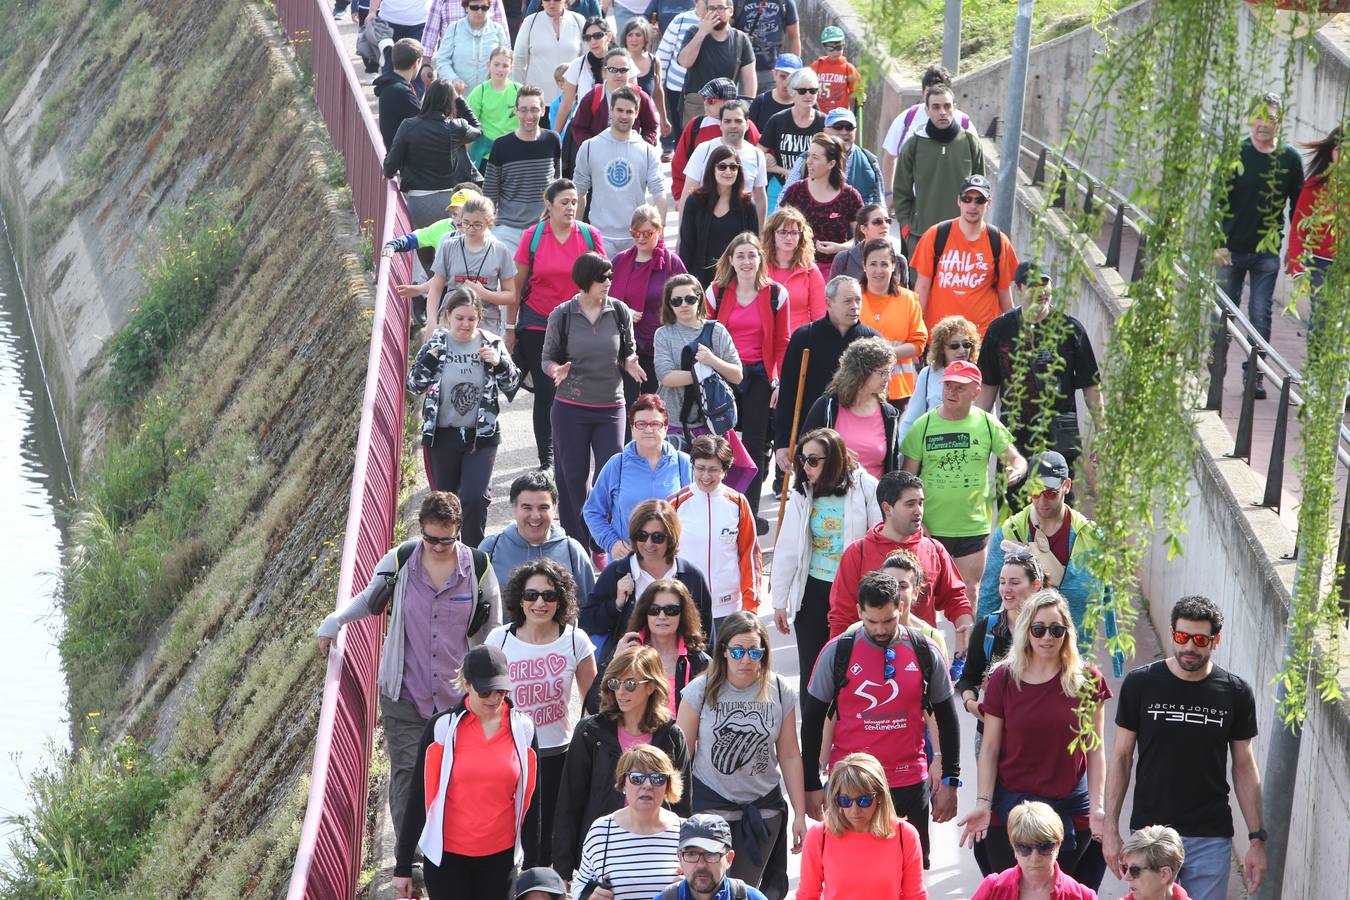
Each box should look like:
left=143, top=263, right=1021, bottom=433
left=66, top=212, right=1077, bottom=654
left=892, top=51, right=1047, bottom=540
left=956, top=623, right=974, bottom=633
left=504, top=323, right=515, bottom=330
left=977, top=795, right=992, bottom=804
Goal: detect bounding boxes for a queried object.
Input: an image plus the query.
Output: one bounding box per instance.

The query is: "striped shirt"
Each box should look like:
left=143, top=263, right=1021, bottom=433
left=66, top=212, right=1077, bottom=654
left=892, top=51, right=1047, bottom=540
left=481, top=130, right=562, bottom=230
left=571, top=814, right=682, bottom=900
left=656, top=8, right=703, bottom=92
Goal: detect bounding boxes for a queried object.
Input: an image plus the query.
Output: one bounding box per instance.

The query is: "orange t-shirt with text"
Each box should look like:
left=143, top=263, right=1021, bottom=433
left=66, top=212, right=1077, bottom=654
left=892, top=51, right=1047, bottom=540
left=861, top=288, right=928, bottom=400
left=912, top=222, right=1019, bottom=336
left=810, top=57, right=862, bottom=113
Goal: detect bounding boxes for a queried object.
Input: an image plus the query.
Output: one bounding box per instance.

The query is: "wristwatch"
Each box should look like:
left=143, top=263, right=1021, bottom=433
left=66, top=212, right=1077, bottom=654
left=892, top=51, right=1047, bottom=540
left=941, top=776, right=963, bottom=788
left=1248, top=829, right=1267, bottom=842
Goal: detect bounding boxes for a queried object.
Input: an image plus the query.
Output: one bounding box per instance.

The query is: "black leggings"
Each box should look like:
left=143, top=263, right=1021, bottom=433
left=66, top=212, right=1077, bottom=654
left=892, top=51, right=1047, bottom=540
left=521, top=749, right=567, bottom=868
left=794, top=576, right=833, bottom=684
left=984, top=827, right=1107, bottom=891
left=423, top=846, right=515, bottom=900
left=889, top=780, right=932, bottom=870
left=515, top=328, right=555, bottom=468
left=425, top=429, right=498, bottom=548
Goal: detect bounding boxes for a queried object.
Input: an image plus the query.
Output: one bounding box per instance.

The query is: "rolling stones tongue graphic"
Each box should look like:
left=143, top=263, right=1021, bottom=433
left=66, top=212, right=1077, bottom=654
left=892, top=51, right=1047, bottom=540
left=710, top=705, right=771, bottom=776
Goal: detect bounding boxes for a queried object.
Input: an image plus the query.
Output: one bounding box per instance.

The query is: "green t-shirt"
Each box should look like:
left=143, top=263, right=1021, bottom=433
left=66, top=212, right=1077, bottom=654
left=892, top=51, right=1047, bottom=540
left=899, top=408, right=1013, bottom=538
left=807, top=494, right=847, bottom=581
left=468, top=80, right=520, bottom=165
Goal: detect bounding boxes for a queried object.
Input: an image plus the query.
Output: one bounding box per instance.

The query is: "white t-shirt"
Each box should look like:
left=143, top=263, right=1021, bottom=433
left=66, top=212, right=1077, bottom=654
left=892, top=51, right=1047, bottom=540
left=882, top=102, right=975, bottom=156
left=377, top=0, right=431, bottom=26
left=564, top=54, right=599, bottom=96
left=487, top=623, right=593, bottom=749
left=683, top=139, right=770, bottom=191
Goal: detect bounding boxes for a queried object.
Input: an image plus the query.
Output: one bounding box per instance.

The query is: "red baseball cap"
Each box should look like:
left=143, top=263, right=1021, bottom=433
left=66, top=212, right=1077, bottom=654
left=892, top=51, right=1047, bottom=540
left=941, top=359, right=983, bottom=384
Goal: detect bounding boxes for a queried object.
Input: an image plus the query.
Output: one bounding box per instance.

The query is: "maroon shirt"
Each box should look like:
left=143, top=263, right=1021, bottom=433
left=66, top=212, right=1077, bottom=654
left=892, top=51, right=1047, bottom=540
left=400, top=542, right=477, bottom=718
left=779, top=180, right=864, bottom=265
left=1030, top=508, right=1073, bottom=567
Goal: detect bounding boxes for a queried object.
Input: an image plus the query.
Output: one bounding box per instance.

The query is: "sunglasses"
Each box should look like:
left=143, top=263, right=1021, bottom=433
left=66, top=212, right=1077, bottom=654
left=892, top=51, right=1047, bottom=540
left=959, top=194, right=989, bottom=205
left=869, top=217, right=892, bottom=227
left=831, top=122, right=855, bottom=131
left=475, top=688, right=508, bottom=698
left=669, top=293, right=701, bottom=307
left=422, top=533, right=459, bottom=545
left=605, top=65, right=631, bottom=74
left=1031, top=487, right=1062, bottom=500
left=883, top=645, right=897, bottom=680
left=585, top=31, right=607, bottom=40
left=607, top=677, right=650, bottom=692
left=634, top=529, right=668, bottom=543
left=836, top=794, right=875, bottom=808
left=597, top=271, right=613, bottom=281
left=728, top=646, right=766, bottom=661
left=798, top=453, right=826, bottom=467
left=794, top=87, right=819, bottom=95
left=679, top=850, right=726, bottom=864
left=523, top=588, right=561, bottom=604
left=625, top=771, right=670, bottom=786
left=1123, top=864, right=1156, bottom=879
left=648, top=603, right=682, bottom=617
left=823, top=42, right=844, bottom=51
left=633, top=419, right=666, bottom=431
left=467, top=3, right=490, bottom=9
left=1173, top=629, right=1217, bottom=648
left=946, top=341, right=975, bottom=351
left=1029, top=622, right=1069, bottom=639
left=715, top=161, right=741, bottom=172
left=631, top=227, right=660, bottom=240
left=1014, top=841, right=1058, bottom=857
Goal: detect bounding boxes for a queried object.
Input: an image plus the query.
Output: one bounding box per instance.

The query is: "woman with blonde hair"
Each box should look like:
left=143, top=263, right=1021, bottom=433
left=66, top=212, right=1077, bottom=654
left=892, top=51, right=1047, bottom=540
left=970, top=801, right=1099, bottom=899
left=898, top=313, right=980, bottom=442
left=763, top=206, right=827, bottom=334
left=796, top=752, right=927, bottom=899
left=1119, top=825, right=1189, bottom=900
left=959, top=590, right=1110, bottom=891
left=553, top=644, right=691, bottom=882
left=799, top=336, right=903, bottom=477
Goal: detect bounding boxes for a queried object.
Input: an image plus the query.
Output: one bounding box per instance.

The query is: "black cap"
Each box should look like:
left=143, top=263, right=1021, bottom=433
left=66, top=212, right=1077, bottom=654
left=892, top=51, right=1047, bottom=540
left=1014, top=261, right=1051, bottom=287
left=463, top=645, right=512, bottom=694
left=1030, top=451, right=1071, bottom=490
left=679, top=813, right=734, bottom=852
left=514, top=867, right=567, bottom=898
left=959, top=174, right=992, bottom=197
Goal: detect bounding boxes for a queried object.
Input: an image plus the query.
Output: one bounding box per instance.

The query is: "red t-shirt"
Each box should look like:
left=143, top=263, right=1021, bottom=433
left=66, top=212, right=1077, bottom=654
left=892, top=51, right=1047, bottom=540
left=809, top=57, right=861, bottom=113
left=1031, top=509, right=1073, bottom=568
left=514, top=222, right=608, bottom=326
left=982, top=665, right=1110, bottom=828
left=723, top=292, right=766, bottom=364
left=912, top=223, right=1018, bottom=336
left=440, top=713, right=536, bottom=855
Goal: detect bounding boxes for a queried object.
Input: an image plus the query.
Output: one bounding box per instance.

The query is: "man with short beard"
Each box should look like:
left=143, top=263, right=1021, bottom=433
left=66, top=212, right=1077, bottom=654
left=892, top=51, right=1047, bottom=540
left=1103, top=595, right=1267, bottom=900
left=893, top=83, right=985, bottom=259
left=676, top=0, right=757, bottom=123
left=658, top=814, right=769, bottom=900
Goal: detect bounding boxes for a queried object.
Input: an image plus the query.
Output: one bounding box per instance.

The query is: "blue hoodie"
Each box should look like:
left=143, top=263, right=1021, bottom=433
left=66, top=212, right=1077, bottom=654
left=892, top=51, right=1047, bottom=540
left=479, top=522, right=596, bottom=607
left=582, top=440, right=693, bottom=554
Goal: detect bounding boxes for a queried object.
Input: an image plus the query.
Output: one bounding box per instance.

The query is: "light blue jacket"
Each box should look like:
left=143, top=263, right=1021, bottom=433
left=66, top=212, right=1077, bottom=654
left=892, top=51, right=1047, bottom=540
left=434, top=19, right=510, bottom=91
left=582, top=441, right=693, bottom=554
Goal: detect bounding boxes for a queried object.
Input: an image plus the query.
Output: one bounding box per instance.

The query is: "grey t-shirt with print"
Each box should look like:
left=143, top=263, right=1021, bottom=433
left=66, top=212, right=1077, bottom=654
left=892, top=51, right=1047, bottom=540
left=431, top=235, right=518, bottom=334
left=653, top=320, right=742, bottom=431
left=436, top=336, right=485, bottom=428
left=682, top=671, right=797, bottom=803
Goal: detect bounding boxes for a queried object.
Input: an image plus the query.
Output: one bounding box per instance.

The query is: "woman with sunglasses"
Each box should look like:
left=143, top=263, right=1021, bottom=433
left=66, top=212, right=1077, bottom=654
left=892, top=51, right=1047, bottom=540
left=679, top=145, right=762, bottom=288
left=393, top=645, right=538, bottom=900
left=970, top=800, right=1099, bottom=899
left=676, top=612, right=807, bottom=899
left=1118, top=825, right=1190, bottom=900
left=653, top=274, right=743, bottom=443
left=433, top=0, right=511, bottom=95
left=511, top=0, right=586, bottom=105
left=611, top=205, right=689, bottom=403
left=553, top=16, right=612, bottom=139
left=897, top=314, right=979, bottom=443
left=553, top=645, right=691, bottom=883
left=607, top=579, right=712, bottom=713
left=858, top=238, right=926, bottom=412
left=828, top=204, right=910, bottom=285
left=486, top=559, right=597, bottom=867
left=959, top=590, right=1110, bottom=891
left=571, top=744, right=684, bottom=900
left=544, top=252, right=645, bottom=546
left=760, top=68, right=825, bottom=206
left=796, top=752, right=926, bottom=900
left=763, top=206, right=827, bottom=335
left=778, top=133, right=863, bottom=271
left=770, top=427, right=882, bottom=679
left=799, top=336, right=903, bottom=478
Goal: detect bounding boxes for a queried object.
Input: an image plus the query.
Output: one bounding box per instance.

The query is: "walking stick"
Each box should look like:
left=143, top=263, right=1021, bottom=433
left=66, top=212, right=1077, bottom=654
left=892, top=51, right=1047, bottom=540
left=775, top=348, right=811, bottom=540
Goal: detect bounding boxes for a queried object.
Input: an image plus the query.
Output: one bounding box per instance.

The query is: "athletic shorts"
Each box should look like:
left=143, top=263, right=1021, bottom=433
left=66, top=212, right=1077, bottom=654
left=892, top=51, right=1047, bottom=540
left=931, top=532, right=990, bottom=558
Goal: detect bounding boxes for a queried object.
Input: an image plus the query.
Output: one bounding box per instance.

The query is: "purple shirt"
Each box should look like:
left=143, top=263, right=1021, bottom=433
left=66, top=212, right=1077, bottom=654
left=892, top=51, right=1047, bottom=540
left=400, top=542, right=476, bottom=718
left=610, top=243, right=688, bottom=355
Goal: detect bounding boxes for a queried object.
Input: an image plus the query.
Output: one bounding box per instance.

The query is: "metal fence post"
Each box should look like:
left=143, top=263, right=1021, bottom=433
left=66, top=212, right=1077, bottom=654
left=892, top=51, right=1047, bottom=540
left=1104, top=204, right=1127, bottom=271
left=1205, top=310, right=1232, bottom=412
left=1231, top=345, right=1263, bottom=461
left=1260, top=376, right=1294, bottom=509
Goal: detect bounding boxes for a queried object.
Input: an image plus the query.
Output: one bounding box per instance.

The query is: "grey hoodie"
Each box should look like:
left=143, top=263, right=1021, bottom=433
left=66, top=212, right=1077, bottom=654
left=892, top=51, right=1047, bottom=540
left=479, top=523, right=597, bottom=606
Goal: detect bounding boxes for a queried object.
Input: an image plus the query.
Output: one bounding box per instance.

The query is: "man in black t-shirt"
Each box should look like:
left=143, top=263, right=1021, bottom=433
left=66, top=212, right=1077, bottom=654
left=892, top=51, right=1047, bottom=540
left=976, top=261, right=1103, bottom=492
left=676, top=0, right=757, bottom=123
left=1103, top=595, right=1267, bottom=900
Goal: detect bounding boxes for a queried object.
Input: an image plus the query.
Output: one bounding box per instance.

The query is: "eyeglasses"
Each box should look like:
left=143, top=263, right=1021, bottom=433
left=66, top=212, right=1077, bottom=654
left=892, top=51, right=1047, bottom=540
left=797, top=453, right=826, bottom=467
left=728, top=646, right=766, bottom=661
left=959, top=194, right=989, bottom=205
left=625, top=771, right=670, bottom=786
left=871, top=366, right=893, bottom=379
left=422, top=533, right=459, bottom=545
left=669, top=293, right=700, bottom=307
left=1123, top=864, right=1156, bottom=879
left=1013, top=841, right=1058, bottom=857
left=706, top=3, right=730, bottom=10
left=679, top=850, right=726, bottom=864
left=459, top=220, right=487, bottom=230
left=775, top=228, right=801, bottom=237
left=692, top=464, right=725, bottom=475
left=946, top=341, right=975, bottom=351
left=634, top=529, right=669, bottom=543
left=1029, top=622, right=1069, bottom=639
left=631, top=227, right=659, bottom=240
left=633, top=420, right=667, bottom=431
left=794, top=87, right=819, bottom=95
left=715, top=161, right=741, bottom=172
left=883, top=645, right=897, bottom=680
left=585, top=31, right=608, bottom=40
left=648, top=603, right=682, bottom=617
left=523, top=588, right=561, bottom=604
left=1173, top=629, right=1217, bottom=648
left=835, top=794, right=875, bottom=809
left=607, top=677, right=650, bottom=692
left=605, top=65, right=631, bottom=74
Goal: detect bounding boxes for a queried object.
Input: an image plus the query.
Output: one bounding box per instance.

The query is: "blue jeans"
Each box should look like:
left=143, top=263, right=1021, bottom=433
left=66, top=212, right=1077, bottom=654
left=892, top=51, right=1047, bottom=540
left=1218, top=250, right=1280, bottom=341
left=1177, top=834, right=1233, bottom=900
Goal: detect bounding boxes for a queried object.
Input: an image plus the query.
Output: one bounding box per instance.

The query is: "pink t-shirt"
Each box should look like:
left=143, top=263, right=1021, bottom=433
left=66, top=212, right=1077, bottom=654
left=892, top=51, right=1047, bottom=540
left=796, top=821, right=926, bottom=900
left=834, top=406, right=886, bottom=478
left=617, top=728, right=654, bottom=753
left=722, top=294, right=765, bottom=365
left=514, top=223, right=608, bottom=326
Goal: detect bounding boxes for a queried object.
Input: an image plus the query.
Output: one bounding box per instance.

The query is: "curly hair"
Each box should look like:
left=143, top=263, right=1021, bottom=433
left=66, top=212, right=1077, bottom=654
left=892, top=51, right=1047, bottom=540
left=825, top=336, right=895, bottom=407
left=762, top=206, right=815, bottom=270
left=626, top=578, right=706, bottom=653
left=502, top=558, right=578, bottom=628
left=925, top=314, right=980, bottom=368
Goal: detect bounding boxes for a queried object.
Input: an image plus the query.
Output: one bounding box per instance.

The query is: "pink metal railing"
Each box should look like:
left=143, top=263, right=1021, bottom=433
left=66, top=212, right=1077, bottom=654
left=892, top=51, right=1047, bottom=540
left=273, top=2, right=412, bottom=897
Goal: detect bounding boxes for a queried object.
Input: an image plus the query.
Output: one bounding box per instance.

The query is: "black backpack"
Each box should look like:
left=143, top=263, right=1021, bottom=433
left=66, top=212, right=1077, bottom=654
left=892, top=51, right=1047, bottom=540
left=659, top=878, right=748, bottom=900
left=370, top=541, right=493, bottom=636
left=827, top=626, right=937, bottom=717
left=678, top=321, right=738, bottom=435
left=931, top=220, right=1003, bottom=285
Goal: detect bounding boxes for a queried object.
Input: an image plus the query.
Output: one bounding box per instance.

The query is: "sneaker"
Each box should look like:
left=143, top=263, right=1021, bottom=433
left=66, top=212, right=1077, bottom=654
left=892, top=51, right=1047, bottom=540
left=755, top=516, right=769, bottom=536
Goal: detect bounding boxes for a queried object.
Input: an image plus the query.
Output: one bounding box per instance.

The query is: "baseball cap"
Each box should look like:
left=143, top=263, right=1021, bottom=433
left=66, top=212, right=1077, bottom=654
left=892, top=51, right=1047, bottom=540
left=825, top=107, right=857, bottom=129
left=1029, top=451, right=1071, bottom=490
left=1014, top=261, right=1051, bottom=287
left=959, top=174, right=993, bottom=198
left=699, top=78, right=739, bottom=100
left=679, top=814, right=734, bottom=853
left=462, top=645, right=512, bottom=694
left=513, top=867, right=567, bottom=898
left=448, top=189, right=477, bottom=210
left=773, top=52, right=803, bottom=72
left=940, top=359, right=982, bottom=385
left=820, top=25, right=846, bottom=44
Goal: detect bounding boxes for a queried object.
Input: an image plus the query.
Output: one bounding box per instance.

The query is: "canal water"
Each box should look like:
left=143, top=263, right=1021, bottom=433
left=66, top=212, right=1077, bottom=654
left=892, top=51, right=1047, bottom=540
left=0, top=212, right=72, bottom=854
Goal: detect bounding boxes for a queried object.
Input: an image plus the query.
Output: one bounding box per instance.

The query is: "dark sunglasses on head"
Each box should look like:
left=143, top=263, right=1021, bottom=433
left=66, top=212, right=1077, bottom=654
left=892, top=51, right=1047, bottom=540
left=648, top=603, right=682, bottom=617
left=626, top=771, right=670, bottom=786
left=634, top=529, right=668, bottom=544
left=959, top=194, right=989, bottom=205
left=728, top=646, right=765, bottom=660
left=1173, top=629, right=1216, bottom=648
left=794, top=87, right=819, bottom=95
left=1014, top=841, right=1058, bottom=857
left=669, top=293, right=701, bottom=307
left=606, top=677, right=649, bottom=692
left=523, top=588, right=561, bottom=604
left=835, top=794, right=875, bottom=808
left=422, top=533, right=459, bottom=545
left=798, top=452, right=826, bottom=467
left=946, top=341, right=975, bottom=350
left=1029, top=622, right=1069, bottom=639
